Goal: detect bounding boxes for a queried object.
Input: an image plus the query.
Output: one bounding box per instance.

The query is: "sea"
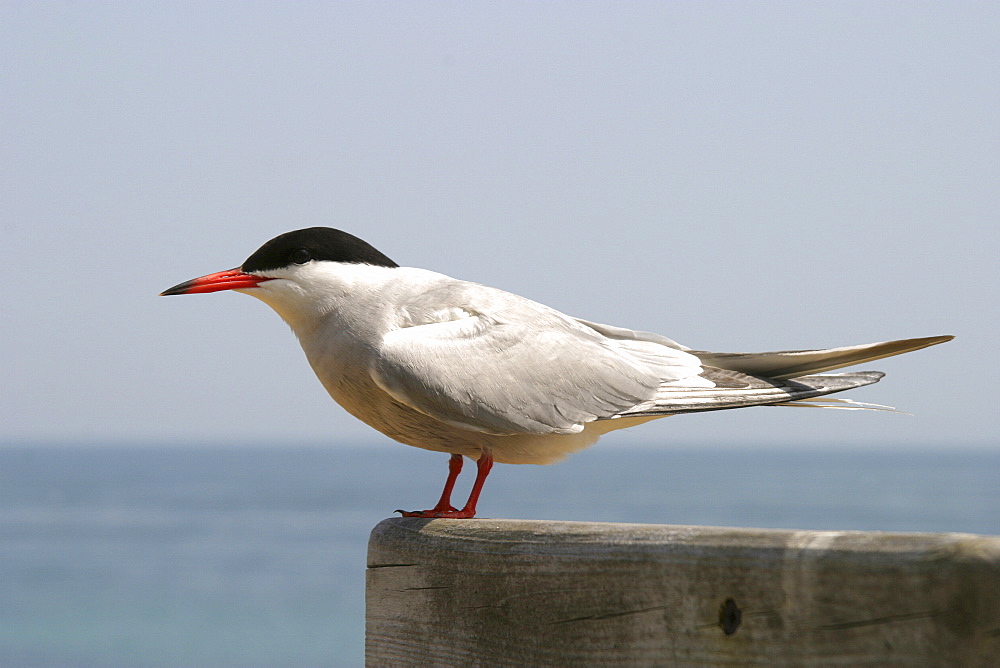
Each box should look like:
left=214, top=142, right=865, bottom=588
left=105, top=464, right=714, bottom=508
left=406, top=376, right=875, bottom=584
left=2, top=442, right=998, bottom=667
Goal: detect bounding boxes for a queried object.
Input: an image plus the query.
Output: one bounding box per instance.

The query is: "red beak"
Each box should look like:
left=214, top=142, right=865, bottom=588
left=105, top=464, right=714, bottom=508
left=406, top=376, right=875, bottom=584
left=160, top=268, right=272, bottom=296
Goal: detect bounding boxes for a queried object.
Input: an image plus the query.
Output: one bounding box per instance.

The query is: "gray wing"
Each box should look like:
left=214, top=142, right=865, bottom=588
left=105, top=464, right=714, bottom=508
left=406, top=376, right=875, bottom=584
left=370, top=277, right=954, bottom=433
left=370, top=285, right=707, bottom=435
left=692, top=336, right=954, bottom=380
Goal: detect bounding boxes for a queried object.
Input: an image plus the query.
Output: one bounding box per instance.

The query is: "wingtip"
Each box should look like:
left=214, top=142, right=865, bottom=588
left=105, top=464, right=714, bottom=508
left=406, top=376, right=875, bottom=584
left=910, top=334, right=955, bottom=349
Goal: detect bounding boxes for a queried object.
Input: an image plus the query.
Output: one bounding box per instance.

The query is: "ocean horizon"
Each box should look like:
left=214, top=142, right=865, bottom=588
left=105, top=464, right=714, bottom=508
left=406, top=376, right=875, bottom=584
left=2, top=442, right=998, bottom=667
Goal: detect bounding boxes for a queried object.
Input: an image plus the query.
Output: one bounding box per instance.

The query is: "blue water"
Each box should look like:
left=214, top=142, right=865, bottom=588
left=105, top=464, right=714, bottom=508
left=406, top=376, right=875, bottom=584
left=2, top=443, right=998, bottom=667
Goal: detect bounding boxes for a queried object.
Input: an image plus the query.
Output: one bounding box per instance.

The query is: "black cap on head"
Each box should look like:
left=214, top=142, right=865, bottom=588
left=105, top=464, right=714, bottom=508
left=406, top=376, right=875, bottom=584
left=241, top=228, right=399, bottom=273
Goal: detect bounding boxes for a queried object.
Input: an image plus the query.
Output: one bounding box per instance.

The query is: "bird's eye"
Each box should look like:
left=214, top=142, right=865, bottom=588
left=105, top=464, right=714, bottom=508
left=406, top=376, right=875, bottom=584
left=290, top=248, right=312, bottom=264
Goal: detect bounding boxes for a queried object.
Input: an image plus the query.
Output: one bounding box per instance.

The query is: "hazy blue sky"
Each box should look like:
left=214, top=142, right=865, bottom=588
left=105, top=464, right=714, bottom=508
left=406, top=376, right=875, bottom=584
left=3, top=2, right=998, bottom=450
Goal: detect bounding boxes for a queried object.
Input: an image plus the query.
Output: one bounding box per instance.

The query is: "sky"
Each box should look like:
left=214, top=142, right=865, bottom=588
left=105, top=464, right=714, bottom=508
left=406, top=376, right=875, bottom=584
left=2, top=1, right=998, bottom=450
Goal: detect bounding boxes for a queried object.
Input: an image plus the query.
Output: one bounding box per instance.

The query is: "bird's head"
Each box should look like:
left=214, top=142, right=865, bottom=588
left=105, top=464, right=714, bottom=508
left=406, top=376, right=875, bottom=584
left=160, top=227, right=399, bottom=326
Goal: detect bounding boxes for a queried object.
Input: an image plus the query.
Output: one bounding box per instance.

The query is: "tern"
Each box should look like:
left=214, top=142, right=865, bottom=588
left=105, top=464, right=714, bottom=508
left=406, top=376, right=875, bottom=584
left=162, top=227, right=952, bottom=518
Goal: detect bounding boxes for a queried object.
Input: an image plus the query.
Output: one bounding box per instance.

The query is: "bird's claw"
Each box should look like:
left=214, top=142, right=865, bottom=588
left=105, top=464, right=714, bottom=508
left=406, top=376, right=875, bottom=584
left=396, top=506, right=476, bottom=519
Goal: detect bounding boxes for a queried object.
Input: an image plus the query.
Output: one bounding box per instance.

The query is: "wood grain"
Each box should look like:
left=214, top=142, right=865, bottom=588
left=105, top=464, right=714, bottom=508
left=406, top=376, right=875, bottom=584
left=366, top=518, right=1000, bottom=666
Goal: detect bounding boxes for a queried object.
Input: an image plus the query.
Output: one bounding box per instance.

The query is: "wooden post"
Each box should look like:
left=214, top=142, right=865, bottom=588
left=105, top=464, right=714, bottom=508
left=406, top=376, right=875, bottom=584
left=366, top=518, right=1000, bottom=666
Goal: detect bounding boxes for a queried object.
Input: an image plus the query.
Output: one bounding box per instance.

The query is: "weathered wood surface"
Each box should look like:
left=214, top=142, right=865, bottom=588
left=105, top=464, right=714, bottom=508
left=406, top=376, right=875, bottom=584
left=366, top=518, right=1000, bottom=667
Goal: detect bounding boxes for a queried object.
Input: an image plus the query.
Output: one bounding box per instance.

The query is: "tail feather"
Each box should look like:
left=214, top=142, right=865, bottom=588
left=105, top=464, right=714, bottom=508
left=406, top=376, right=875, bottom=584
left=611, top=371, right=886, bottom=418
left=774, top=397, right=905, bottom=413
left=692, top=335, right=953, bottom=380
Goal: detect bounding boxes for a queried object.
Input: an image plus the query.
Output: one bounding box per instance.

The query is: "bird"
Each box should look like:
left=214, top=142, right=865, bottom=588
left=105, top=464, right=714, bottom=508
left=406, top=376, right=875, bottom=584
left=161, top=227, right=953, bottom=519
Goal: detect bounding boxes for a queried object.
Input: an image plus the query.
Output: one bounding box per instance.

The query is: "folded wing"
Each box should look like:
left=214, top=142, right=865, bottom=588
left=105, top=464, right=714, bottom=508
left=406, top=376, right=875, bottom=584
left=371, top=288, right=706, bottom=435
left=372, top=283, right=952, bottom=434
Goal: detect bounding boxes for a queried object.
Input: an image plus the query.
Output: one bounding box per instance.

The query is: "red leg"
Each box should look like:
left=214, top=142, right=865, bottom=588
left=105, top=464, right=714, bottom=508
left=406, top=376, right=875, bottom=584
left=456, top=446, right=493, bottom=518
left=397, top=447, right=494, bottom=519
left=429, top=453, right=463, bottom=513
left=398, top=454, right=462, bottom=516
